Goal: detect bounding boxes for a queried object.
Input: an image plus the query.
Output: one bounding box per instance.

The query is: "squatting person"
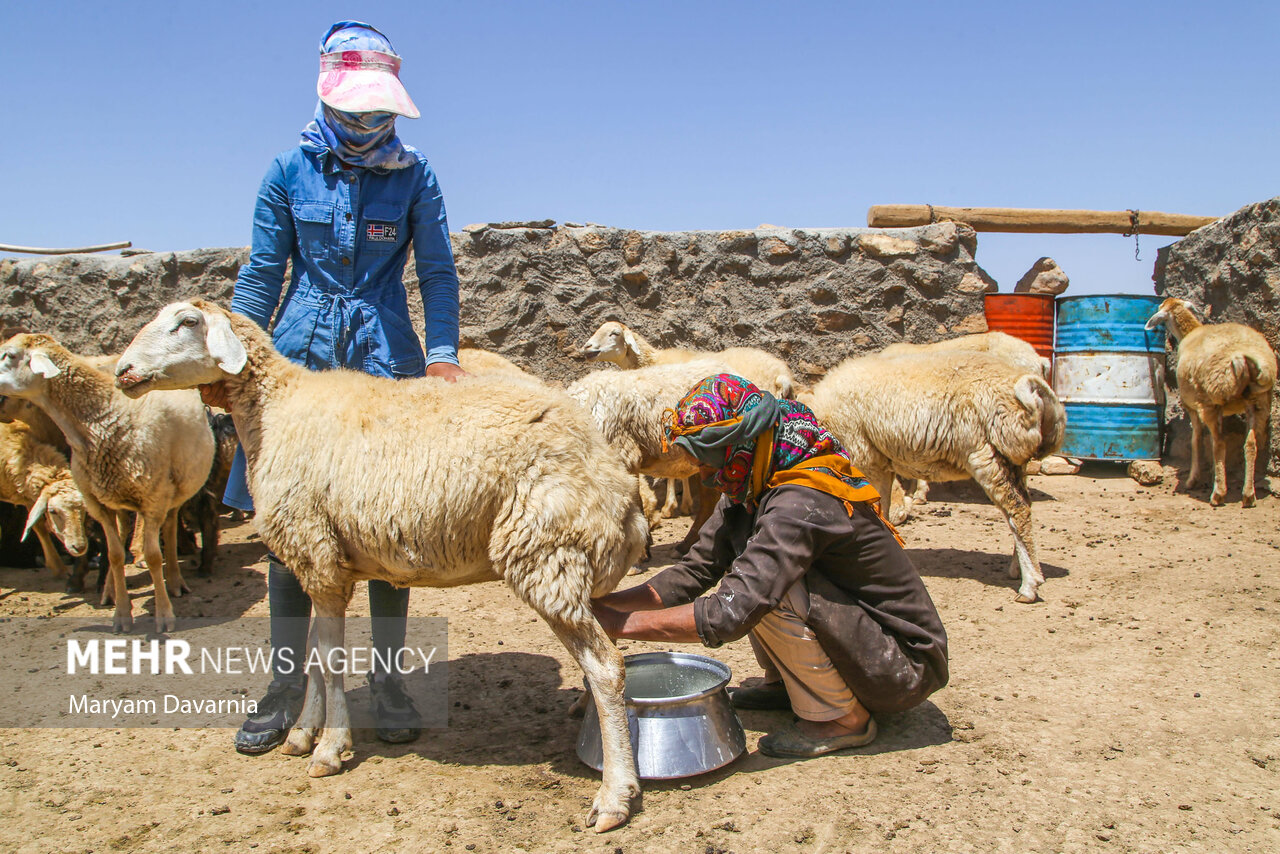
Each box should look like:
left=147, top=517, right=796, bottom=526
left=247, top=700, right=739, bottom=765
left=591, top=374, right=949, bottom=756
left=217, top=20, right=465, bottom=753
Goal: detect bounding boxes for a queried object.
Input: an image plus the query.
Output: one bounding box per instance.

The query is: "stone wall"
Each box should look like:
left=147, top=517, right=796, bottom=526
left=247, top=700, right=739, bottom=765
left=1153, top=196, right=1280, bottom=477
left=0, top=222, right=995, bottom=385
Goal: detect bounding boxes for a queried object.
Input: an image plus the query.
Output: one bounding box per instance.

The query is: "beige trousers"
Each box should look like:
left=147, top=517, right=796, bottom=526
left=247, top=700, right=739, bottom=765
left=748, top=579, right=858, bottom=722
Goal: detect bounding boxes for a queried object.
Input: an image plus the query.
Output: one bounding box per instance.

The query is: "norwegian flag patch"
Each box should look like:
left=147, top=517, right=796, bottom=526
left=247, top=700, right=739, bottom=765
left=367, top=222, right=398, bottom=242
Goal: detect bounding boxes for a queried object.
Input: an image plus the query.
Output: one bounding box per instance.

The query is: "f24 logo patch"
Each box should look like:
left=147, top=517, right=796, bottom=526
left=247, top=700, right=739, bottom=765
left=367, top=223, right=398, bottom=242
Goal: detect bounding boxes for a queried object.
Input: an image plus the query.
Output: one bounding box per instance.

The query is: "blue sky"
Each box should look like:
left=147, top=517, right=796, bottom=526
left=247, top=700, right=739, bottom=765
left=5, top=1, right=1277, bottom=295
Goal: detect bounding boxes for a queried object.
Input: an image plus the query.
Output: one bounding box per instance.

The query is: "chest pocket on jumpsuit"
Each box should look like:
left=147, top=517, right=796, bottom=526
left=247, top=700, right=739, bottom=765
left=361, top=201, right=407, bottom=256
left=291, top=201, right=335, bottom=259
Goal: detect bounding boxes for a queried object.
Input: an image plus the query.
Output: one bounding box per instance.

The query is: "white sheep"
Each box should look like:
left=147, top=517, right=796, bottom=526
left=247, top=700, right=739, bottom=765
left=1146, top=297, right=1278, bottom=506
left=880, top=331, right=1053, bottom=516
left=567, top=357, right=731, bottom=553
left=114, top=300, right=648, bottom=832
left=580, top=320, right=795, bottom=397
left=0, top=334, right=215, bottom=632
left=882, top=331, right=1052, bottom=381
left=457, top=346, right=535, bottom=378
left=0, top=419, right=89, bottom=577
left=803, top=350, right=1065, bottom=603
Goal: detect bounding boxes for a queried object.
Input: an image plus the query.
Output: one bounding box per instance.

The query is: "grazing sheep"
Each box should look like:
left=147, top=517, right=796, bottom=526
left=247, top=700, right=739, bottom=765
left=567, top=357, right=731, bottom=553
left=803, top=351, right=1065, bottom=603
left=115, top=300, right=647, bottom=832
left=0, top=420, right=89, bottom=577
left=580, top=320, right=795, bottom=397
left=0, top=334, right=215, bottom=632
left=1146, top=297, right=1278, bottom=506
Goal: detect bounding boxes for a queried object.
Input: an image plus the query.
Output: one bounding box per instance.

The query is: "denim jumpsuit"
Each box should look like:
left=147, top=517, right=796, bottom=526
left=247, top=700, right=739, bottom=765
left=227, top=138, right=460, bottom=683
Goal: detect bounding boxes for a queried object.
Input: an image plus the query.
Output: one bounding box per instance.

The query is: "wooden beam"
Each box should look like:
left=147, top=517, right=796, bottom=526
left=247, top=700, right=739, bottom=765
left=0, top=240, right=132, bottom=255
left=866, top=205, right=1218, bottom=236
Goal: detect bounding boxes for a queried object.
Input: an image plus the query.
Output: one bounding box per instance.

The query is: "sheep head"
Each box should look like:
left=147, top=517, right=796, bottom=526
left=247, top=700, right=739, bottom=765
left=0, top=334, right=66, bottom=400
left=1145, top=297, right=1199, bottom=341
left=580, top=321, right=636, bottom=366
left=25, top=480, right=88, bottom=558
left=115, top=301, right=247, bottom=398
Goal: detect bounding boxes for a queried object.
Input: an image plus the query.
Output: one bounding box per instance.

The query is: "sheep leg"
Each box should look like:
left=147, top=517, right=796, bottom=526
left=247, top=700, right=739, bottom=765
left=31, top=519, right=69, bottom=578
left=1242, top=401, right=1262, bottom=508
left=659, top=478, right=679, bottom=519
left=1185, top=405, right=1205, bottom=488
left=102, top=511, right=133, bottom=606
left=282, top=619, right=325, bottom=756
left=678, top=476, right=695, bottom=515
left=139, top=515, right=177, bottom=633
left=544, top=612, right=638, bottom=832
left=162, top=508, right=189, bottom=597
left=968, top=447, right=1044, bottom=603
left=305, top=603, right=352, bottom=777
left=86, top=502, right=131, bottom=631
left=1204, top=405, right=1227, bottom=506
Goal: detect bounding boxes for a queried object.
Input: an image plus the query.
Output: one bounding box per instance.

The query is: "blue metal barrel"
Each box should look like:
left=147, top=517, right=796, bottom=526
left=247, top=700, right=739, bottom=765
left=1053, top=295, right=1167, bottom=460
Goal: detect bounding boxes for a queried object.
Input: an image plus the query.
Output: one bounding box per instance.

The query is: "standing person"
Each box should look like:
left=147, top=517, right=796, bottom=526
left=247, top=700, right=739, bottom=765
left=591, top=374, right=948, bottom=757
left=222, top=21, right=465, bottom=754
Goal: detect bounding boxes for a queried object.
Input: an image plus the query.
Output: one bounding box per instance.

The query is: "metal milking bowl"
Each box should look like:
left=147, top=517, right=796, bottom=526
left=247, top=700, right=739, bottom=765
left=576, top=651, right=747, bottom=779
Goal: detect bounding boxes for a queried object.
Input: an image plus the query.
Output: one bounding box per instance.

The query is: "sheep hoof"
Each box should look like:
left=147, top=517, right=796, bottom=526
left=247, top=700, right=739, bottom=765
left=281, top=729, right=316, bottom=756
left=113, top=612, right=133, bottom=633
left=307, top=754, right=343, bottom=777
left=586, top=797, right=631, bottom=833
left=1243, top=493, right=1257, bottom=508
left=1014, top=592, right=1039, bottom=605
left=1210, top=492, right=1226, bottom=507
left=155, top=612, right=176, bottom=634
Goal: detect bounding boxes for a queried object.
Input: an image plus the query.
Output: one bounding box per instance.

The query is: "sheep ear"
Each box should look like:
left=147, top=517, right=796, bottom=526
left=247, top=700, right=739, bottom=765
left=203, top=310, right=247, bottom=374
left=23, top=493, right=48, bottom=541
left=1144, top=310, right=1167, bottom=332
left=622, top=329, right=639, bottom=355
left=28, top=351, right=61, bottom=378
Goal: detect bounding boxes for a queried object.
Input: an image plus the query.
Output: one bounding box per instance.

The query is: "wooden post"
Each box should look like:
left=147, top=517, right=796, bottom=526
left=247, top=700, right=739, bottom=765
left=866, top=205, right=1218, bottom=236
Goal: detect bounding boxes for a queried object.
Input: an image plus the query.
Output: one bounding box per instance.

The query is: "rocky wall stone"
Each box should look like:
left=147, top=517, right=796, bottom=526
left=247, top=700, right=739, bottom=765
left=1153, top=196, right=1280, bottom=479
left=1, top=222, right=997, bottom=388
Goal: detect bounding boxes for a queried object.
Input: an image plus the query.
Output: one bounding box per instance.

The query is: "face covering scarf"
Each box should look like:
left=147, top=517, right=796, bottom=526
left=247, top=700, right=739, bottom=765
left=664, top=373, right=903, bottom=543
left=300, top=102, right=416, bottom=170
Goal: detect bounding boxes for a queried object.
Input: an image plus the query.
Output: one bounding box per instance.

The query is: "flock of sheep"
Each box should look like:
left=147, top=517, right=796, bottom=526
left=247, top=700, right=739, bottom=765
left=0, top=294, right=1274, bottom=832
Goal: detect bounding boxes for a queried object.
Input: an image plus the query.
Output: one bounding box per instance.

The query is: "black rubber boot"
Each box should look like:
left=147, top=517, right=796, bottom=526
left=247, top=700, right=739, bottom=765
left=234, top=679, right=306, bottom=755
left=369, top=672, right=422, bottom=744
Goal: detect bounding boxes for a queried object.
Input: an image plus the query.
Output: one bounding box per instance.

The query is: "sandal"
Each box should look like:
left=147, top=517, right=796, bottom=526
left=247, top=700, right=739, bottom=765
left=757, top=717, right=877, bottom=757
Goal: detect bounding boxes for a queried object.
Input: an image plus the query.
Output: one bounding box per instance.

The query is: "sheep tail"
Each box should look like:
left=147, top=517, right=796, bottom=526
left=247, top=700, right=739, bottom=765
left=1014, top=374, right=1066, bottom=460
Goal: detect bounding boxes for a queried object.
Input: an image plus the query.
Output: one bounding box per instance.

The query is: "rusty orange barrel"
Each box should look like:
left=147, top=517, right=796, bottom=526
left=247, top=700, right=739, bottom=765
left=982, top=294, right=1056, bottom=358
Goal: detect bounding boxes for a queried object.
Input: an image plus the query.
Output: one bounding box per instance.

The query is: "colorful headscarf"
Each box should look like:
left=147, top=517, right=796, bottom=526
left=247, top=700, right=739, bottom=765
left=664, top=373, right=902, bottom=542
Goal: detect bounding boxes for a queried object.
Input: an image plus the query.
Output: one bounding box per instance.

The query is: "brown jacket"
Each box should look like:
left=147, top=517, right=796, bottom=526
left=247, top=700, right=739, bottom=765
left=646, top=485, right=948, bottom=713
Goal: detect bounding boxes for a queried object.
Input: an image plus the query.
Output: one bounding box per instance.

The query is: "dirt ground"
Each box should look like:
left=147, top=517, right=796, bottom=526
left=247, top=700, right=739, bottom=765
left=1, top=466, right=1278, bottom=854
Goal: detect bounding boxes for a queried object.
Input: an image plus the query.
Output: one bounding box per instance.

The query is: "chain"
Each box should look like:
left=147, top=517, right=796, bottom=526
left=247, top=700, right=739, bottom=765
left=1125, top=209, right=1142, bottom=261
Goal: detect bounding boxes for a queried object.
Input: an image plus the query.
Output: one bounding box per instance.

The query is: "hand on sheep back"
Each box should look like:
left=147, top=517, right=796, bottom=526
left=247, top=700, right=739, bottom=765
left=804, top=350, right=1064, bottom=603
left=114, top=300, right=647, bottom=830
